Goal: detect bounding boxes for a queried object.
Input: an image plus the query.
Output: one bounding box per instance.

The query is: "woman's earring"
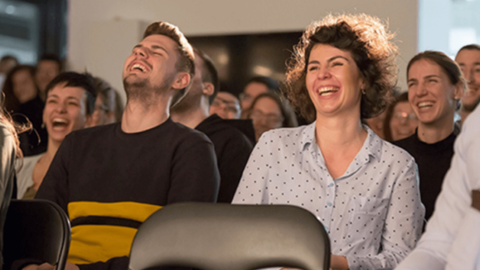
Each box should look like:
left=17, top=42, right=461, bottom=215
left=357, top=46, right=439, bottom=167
left=41, top=123, right=45, bottom=129
left=362, top=88, right=366, bottom=95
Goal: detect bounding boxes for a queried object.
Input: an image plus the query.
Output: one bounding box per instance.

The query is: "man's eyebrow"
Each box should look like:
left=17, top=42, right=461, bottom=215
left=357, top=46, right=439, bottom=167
left=424, top=74, right=441, bottom=80
left=151, top=45, right=169, bottom=55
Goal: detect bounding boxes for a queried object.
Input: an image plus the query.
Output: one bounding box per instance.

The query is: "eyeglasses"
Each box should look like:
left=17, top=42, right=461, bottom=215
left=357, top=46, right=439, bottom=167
left=211, top=97, right=240, bottom=114
left=249, top=110, right=283, bottom=126
left=393, top=112, right=417, bottom=120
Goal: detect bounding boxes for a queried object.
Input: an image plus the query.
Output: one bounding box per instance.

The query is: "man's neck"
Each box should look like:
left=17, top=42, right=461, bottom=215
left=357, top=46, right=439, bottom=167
left=171, top=96, right=211, bottom=129
left=171, top=106, right=209, bottom=129
left=121, top=97, right=170, bottom=133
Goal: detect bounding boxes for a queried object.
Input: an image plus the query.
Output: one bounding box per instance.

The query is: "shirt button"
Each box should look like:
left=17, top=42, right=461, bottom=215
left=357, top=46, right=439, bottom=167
left=329, top=183, right=334, bottom=187
left=327, top=202, right=332, bottom=207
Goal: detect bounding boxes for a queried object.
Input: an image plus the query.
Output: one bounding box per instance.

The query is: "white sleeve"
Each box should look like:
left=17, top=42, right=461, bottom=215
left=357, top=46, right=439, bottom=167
left=396, top=106, right=480, bottom=270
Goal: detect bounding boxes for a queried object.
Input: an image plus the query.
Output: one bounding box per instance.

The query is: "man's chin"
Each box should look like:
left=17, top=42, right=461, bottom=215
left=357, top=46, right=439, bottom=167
left=462, top=94, right=480, bottom=112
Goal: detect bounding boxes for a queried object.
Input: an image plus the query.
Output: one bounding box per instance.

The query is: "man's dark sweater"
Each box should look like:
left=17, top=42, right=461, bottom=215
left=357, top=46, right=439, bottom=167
left=196, top=114, right=253, bottom=203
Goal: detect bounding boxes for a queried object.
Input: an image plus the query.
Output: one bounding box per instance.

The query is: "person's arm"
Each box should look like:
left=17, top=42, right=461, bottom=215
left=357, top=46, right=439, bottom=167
left=346, top=159, right=425, bottom=270
left=231, top=132, right=272, bottom=205
left=35, top=134, right=72, bottom=213
left=167, top=133, right=220, bottom=203
left=216, top=132, right=253, bottom=203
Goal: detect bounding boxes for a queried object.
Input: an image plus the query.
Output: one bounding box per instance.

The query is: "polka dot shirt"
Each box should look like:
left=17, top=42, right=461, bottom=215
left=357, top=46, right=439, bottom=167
left=232, top=122, right=425, bottom=270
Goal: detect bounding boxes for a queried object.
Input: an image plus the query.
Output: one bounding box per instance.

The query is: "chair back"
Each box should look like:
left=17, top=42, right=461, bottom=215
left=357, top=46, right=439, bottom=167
left=2, top=199, right=71, bottom=270
left=129, top=203, right=330, bottom=270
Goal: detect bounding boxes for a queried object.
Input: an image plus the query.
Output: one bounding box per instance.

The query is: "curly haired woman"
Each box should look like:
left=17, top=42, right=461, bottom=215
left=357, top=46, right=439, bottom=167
left=233, top=14, right=425, bottom=270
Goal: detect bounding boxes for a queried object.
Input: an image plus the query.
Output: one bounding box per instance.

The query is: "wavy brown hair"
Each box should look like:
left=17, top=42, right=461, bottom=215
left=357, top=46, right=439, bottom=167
left=284, top=13, right=399, bottom=122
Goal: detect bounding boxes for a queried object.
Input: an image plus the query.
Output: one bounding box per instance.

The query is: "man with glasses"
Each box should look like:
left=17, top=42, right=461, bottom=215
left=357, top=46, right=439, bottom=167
left=209, top=91, right=242, bottom=119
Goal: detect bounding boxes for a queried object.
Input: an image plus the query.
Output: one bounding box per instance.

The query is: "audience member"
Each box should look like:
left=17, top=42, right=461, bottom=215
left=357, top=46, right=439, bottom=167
left=384, top=92, right=418, bottom=141
left=364, top=109, right=387, bottom=139
left=395, top=95, right=480, bottom=270
left=0, top=55, right=18, bottom=90
left=35, top=54, right=62, bottom=101
left=394, top=51, right=465, bottom=222
left=0, top=107, right=22, bottom=269
left=16, top=72, right=96, bottom=199
left=247, top=92, right=297, bottom=141
left=171, top=48, right=253, bottom=203
left=209, top=91, right=241, bottom=119
left=34, top=21, right=219, bottom=270
left=239, top=76, right=279, bottom=118
left=2, top=65, right=48, bottom=156
left=234, top=14, right=424, bottom=270
left=455, top=44, right=480, bottom=125
left=90, top=77, right=122, bottom=127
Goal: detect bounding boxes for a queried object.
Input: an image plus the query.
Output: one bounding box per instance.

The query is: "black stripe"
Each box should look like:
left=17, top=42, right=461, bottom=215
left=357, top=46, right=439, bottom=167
left=71, top=216, right=142, bottom=229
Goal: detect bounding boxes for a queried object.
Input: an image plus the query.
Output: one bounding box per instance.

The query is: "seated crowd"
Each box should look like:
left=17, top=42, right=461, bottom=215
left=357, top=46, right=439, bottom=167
left=0, top=13, right=479, bottom=270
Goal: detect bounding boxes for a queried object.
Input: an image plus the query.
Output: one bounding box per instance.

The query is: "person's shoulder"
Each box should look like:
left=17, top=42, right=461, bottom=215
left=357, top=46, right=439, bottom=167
left=381, top=138, right=415, bottom=163
left=170, top=121, right=212, bottom=144
left=261, top=124, right=313, bottom=142
left=391, top=134, right=415, bottom=149
left=63, top=123, right=119, bottom=144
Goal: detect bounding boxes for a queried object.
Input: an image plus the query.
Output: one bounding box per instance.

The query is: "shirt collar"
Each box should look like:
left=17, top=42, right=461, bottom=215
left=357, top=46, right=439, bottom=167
left=301, top=121, right=382, bottom=162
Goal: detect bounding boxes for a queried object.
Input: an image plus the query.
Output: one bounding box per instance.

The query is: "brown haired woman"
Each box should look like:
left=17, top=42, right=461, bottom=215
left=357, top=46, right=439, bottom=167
left=233, top=14, right=425, bottom=270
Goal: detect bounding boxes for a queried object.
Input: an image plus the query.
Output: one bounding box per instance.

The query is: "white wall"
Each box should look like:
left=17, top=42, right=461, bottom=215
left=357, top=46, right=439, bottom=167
left=68, top=0, right=419, bottom=102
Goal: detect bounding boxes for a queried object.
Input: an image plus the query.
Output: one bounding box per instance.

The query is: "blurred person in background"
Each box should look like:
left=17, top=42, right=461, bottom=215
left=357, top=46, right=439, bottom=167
left=171, top=48, right=253, bottom=203
left=247, top=92, right=297, bottom=142
left=455, top=44, right=480, bottom=125
left=35, top=54, right=62, bottom=101
left=0, top=55, right=18, bottom=90
left=209, top=91, right=241, bottom=119
left=394, top=51, right=465, bottom=223
left=384, top=92, right=418, bottom=141
left=16, top=72, right=96, bottom=199
left=90, top=77, right=122, bottom=127
left=0, top=105, right=23, bottom=269
left=239, top=76, right=280, bottom=118
left=2, top=65, right=47, bottom=156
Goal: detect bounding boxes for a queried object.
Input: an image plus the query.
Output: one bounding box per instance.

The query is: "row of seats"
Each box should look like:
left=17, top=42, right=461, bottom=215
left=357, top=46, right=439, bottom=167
left=3, top=200, right=331, bottom=270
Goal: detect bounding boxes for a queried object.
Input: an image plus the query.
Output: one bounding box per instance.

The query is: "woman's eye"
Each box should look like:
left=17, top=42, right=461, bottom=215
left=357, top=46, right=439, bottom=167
left=332, top=62, right=343, bottom=67
left=308, top=66, right=319, bottom=72
left=428, top=79, right=437, bottom=83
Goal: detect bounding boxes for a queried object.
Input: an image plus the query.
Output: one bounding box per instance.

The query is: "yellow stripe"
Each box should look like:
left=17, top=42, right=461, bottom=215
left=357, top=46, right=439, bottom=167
left=68, top=201, right=162, bottom=222
left=68, top=225, right=137, bottom=264
left=67, top=201, right=162, bottom=264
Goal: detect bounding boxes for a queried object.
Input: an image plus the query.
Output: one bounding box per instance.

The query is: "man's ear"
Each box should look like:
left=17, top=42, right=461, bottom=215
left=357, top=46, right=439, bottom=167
left=171, top=72, right=191, bottom=90
left=203, top=82, right=214, bottom=96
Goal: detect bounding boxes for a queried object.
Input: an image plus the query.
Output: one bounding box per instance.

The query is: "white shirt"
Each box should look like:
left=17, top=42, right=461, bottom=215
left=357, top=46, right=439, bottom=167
left=396, top=105, right=480, bottom=270
left=233, top=123, right=425, bottom=270
left=15, top=154, right=42, bottom=198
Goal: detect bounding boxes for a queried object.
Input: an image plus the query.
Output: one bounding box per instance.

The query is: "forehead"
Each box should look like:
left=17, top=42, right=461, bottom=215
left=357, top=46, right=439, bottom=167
left=217, top=92, right=238, bottom=103
left=48, top=83, right=86, bottom=99
left=394, top=101, right=412, bottom=111
left=408, top=59, right=444, bottom=77
left=309, top=44, right=353, bottom=60
left=245, top=82, right=268, bottom=95
left=140, top=34, right=178, bottom=55
left=455, top=49, right=480, bottom=63
left=38, top=60, right=60, bottom=70
left=253, top=96, right=281, bottom=113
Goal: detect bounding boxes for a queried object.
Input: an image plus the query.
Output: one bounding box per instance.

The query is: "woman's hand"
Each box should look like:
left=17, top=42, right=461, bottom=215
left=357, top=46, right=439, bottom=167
left=280, top=254, right=349, bottom=270
left=330, top=254, right=349, bottom=270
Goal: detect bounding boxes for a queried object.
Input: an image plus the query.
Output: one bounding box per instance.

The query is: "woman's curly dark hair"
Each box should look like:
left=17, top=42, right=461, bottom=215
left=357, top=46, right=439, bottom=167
left=284, top=13, right=399, bottom=122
